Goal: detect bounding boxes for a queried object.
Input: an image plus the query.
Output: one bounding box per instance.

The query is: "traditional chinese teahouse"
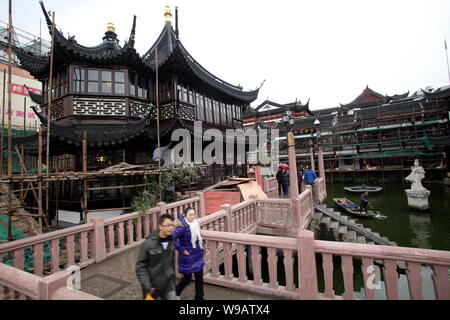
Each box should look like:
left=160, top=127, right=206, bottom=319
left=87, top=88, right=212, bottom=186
left=1, top=2, right=260, bottom=234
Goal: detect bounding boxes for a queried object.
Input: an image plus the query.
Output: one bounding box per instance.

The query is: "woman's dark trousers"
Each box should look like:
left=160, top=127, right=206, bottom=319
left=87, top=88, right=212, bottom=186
left=176, top=270, right=204, bottom=299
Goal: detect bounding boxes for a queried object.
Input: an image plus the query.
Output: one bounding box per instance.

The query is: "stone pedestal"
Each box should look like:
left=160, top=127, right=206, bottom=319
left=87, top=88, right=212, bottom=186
left=405, top=189, right=430, bottom=210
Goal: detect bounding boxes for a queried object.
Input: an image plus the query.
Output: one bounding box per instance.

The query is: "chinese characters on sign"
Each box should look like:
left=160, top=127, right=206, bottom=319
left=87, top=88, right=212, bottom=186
left=10, top=83, right=41, bottom=97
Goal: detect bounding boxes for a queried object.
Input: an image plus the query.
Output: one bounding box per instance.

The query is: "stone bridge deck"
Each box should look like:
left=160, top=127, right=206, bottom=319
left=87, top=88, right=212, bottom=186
left=79, top=245, right=278, bottom=300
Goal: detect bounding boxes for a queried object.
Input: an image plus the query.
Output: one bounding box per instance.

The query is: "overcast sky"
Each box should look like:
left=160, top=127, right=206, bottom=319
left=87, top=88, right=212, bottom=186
left=2, top=0, right=450, bottom=110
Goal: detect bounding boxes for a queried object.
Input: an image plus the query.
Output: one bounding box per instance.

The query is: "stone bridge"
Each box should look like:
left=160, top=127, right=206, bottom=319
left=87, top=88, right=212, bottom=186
left=1, top=180, right=449, bottom=300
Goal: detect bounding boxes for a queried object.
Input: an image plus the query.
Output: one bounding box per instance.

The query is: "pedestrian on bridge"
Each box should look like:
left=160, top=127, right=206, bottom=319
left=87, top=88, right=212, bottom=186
left=135, top=213, right=178, bottom=300
left=173, top=207, right=205, bottom=300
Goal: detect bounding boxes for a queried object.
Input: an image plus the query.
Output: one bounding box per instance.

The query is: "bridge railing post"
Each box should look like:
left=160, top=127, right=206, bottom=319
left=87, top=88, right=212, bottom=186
left=196, top=191, right=206, bottom=218
left=220, top=204, right=233, bottom=232
left=297, top=230, right=319, bottom=300
left=249, top=194, right=259, bottom=224
left=37, top=271, right=70, bottom=300
left=90, top=216, right=107, bottom=263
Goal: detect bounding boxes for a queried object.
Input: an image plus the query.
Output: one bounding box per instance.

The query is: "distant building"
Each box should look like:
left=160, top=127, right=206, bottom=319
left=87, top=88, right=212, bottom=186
left=244, top=85, right=450, bottom=180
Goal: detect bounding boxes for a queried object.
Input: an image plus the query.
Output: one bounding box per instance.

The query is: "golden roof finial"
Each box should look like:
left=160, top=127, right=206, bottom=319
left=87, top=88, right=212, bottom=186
left=164, top=5, right=172, bottom=23
left=107, top=22, right=115, bottom=33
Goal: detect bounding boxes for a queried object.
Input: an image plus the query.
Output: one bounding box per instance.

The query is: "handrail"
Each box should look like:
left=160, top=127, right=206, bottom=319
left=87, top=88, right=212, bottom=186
left=314, top=240, right=450, bottom=265
left=0, top=222, right=94, bottom=253
left=198, top=209, right=227, bottom=226
left=201, top=230, right=297, bottom=250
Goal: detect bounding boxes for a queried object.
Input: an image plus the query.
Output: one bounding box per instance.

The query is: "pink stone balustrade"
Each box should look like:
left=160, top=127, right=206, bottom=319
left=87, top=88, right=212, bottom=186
left=298, top=185, right=314, bottom=230
left=313, top=236, right=450, bottom=300
left=201, top=229, right=450, bottom=300
left=0, top=196, right=203, bottom=276
left=0, top=222, right=97, bottom=276
left=258, top=198, right=292, bottom=229
left=315, top=177, right=326, bottom=203
left=198, top=198, right=258, bottom=233
left=0, top=260, right=101, bottom=300
left=263, top=177, right=278, bottom=197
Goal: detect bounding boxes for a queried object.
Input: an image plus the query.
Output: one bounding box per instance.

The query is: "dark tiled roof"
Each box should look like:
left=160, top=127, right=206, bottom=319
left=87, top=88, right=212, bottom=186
left=422, top=86, right=450, bottom=100
left=14, top=2, right=146, bottom=79
left=142, top=23, right=259, bottom=103
left=244, top=99, right=311, bottom=119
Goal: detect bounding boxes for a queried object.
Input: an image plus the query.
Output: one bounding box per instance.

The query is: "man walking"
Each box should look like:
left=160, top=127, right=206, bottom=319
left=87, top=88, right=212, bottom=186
left=303, top=166, right=317, bottom=186
left=136, top=213, right=178, bottom=300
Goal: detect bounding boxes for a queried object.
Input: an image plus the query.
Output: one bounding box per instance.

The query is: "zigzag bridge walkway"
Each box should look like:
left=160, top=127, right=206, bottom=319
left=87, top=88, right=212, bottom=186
left=0, top=179, right=450, bottom=300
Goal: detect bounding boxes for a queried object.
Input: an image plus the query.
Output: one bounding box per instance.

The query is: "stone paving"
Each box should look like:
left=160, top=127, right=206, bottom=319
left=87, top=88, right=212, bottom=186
left=79, top=245, right=278, bottom=300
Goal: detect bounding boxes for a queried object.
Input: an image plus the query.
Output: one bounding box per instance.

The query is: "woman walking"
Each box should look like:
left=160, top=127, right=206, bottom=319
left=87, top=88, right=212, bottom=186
left=173, top=207, right=205, bottom=300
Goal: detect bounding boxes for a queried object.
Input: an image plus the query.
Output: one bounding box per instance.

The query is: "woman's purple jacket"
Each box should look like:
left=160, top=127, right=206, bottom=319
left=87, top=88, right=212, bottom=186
left=172, top=215, right=205, bottom=275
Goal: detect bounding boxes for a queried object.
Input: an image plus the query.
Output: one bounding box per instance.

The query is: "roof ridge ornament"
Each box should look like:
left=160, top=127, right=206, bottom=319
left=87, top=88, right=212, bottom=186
left=164, top=5, right=172, bottom=24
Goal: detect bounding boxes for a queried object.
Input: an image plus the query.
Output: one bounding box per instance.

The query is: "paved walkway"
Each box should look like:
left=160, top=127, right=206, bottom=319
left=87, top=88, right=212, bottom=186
left=79, top=246, right=278, bottom=300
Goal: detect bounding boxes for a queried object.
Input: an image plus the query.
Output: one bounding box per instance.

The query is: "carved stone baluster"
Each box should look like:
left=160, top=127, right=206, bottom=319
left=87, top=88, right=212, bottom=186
left=223, top=242, right=233, bottom=280
left=251, top=245, right=262, bottom=286
left=383, top=259, right=398, bottom=300
left=323, top=253, right=335, bottom=298
left=80, top=231, right=89, bottom=263
left=208, top=240, right=219, bottom=278
left=361, top=257, right=375, bottom=300
left=143, top=215, right=150, bottom=237
left=33, top=243, right=44, bottom=276
left=136, top=216, right=142, bottom=242
left=219, top=217, right=225, bottom=232
left=118, top=222, right=125, bottom=249
left=431, top=264, right=450, bottom=300
left=283, top=249, right=295, bottom=291
left=50, top=239, right=60, bottom=272
left=236, top=244, right=247, bottom=283
left=341, top=255, right=354, bottom=300
left=405, top=261, right=422, bottom=300
left=107, top=225, right=115, bottom=253
left=127, top=220, right=134, bottom=245
left=66, top=235, right=75, bottom=267
left=151, top=214, right=158, bottom=232
left=3, top=286, right=11, bottom=300
left=267, top=247, right=278, bottom=289
left=13, top=248, right=25, bottom=271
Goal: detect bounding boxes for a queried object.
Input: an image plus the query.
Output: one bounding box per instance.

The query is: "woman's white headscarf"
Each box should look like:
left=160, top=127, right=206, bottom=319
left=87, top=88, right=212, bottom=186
left=186, top=218, right=203, bottom=249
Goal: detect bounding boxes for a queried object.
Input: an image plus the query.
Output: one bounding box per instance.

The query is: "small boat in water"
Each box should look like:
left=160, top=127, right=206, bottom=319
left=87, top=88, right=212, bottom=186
left=344, top=186, right=383, bottom=193
left=333, top=197, right=376, bottom=218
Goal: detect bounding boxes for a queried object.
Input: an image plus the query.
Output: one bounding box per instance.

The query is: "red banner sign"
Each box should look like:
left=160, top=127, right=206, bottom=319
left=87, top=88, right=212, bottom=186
left=10, top=83, right=41, bottom=97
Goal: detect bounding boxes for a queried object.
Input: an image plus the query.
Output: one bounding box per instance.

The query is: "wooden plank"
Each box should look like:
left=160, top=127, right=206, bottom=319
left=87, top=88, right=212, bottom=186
left=237, top=181, right=267, bottom=201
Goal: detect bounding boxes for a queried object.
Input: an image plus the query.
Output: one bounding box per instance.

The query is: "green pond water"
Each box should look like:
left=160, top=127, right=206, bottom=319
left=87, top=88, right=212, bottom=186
left=324, top=182, right=450, bottom=251
left=249, top=181, right=449, bottom=299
